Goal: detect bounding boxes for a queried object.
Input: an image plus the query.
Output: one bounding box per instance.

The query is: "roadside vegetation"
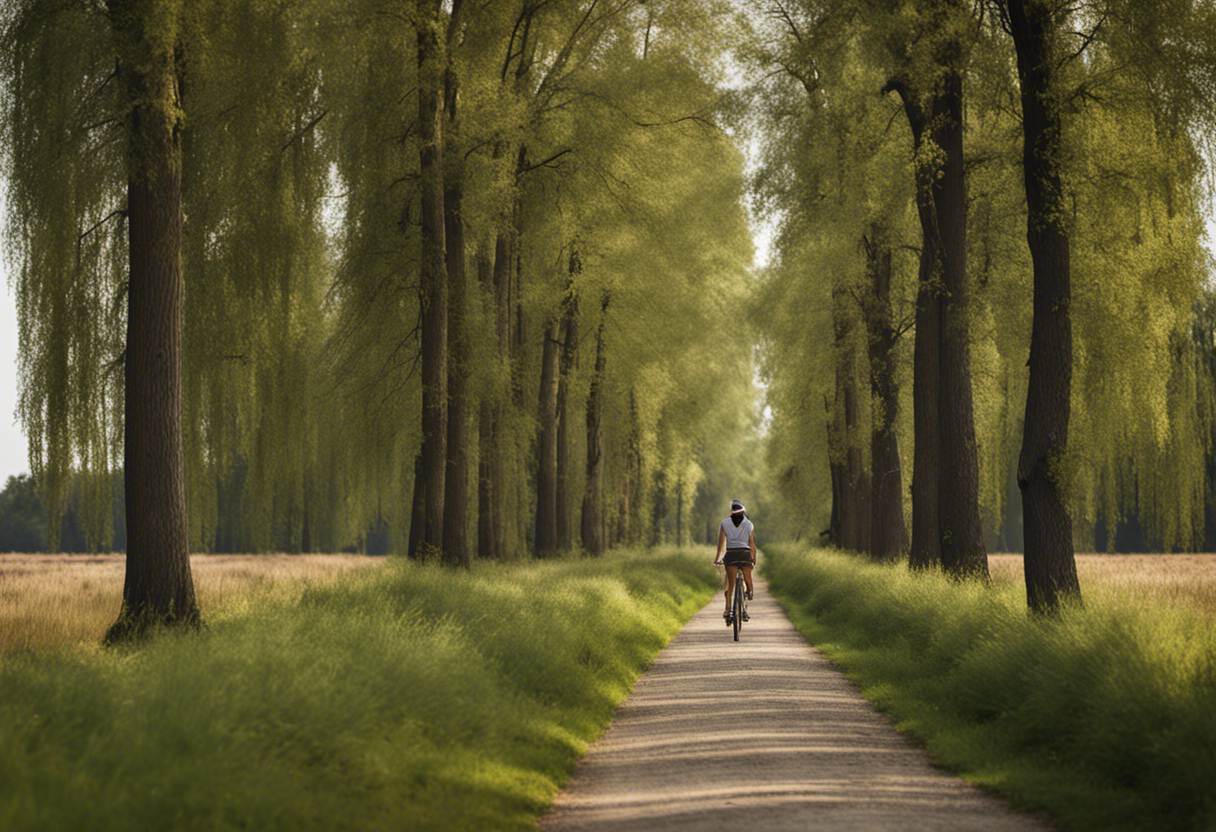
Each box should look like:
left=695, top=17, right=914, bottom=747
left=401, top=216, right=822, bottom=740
left=764, top=545, right=1216, bottom=832
left=0, top=549, right=714, bottom=831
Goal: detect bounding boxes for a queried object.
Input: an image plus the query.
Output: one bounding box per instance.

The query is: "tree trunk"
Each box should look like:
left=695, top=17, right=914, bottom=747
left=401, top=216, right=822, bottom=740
left=476, top=247, right=498, bottom=559
left=477, top=228, right=512, bottom=559
left=1008, top=0, right=1081, bottom=611
left=441, top=9, right=469, bottom=567
left=415, top=0, right=448, bottom=557
left=581, top=292, right=610, bottom=554
left=932, top=63, right=989, bottom=579
left=534, top=319, right=561, bottom=556
left=407, top=453, right=424, bottom=556
left=887, top=78, right=943, bottom=570
left=862, top=228, right=908, bottom=561
left=105, top=0, right=199, bottom=641
left=555, top=252, right=580, bottom=551
left=830, top=283, right=867, bottom=552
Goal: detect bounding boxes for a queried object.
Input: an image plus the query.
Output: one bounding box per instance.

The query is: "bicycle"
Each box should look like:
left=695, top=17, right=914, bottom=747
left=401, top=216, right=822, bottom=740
left=715, top=560, right=751, bottom=642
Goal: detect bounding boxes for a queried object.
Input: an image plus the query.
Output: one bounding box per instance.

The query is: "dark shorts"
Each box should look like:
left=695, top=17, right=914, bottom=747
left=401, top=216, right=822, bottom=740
left=723, top=548, right=753, bottom=567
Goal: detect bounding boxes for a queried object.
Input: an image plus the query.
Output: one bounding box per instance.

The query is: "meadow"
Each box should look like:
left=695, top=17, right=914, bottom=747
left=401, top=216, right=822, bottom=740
left=0, top=549, right=715, bottom=830
left=989, top=553, right=1216, bottom=613
left=0, top=554, right=382, bottom=653
left=765, top=546, right=1216, bottom=832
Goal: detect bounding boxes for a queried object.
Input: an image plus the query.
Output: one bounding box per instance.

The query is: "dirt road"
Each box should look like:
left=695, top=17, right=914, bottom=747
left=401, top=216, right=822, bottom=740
left=541, top=577, right=1046, bottom=831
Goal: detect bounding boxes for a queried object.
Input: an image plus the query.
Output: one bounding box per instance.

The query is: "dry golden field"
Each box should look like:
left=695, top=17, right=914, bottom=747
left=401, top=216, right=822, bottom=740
left=990, top=553, right=1216, bottom=613
left=0, top=554, right=383, bottom=652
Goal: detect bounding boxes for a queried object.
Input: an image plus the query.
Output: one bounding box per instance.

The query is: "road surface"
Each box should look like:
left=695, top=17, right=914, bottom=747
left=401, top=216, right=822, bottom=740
left=541, top=577, right=1046, bottom=831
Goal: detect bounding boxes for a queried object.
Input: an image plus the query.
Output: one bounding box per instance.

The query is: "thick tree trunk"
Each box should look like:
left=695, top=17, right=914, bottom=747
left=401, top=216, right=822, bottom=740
left=581, top=292, right=610, bottom=554
left=415, top=0, right=448, bottom=557
left=105, top=0, right=199, bottom=641
left=887, top=79, right=944, bottom=570
left=555, top=255, right=580, bottom=551
left=862, top=229, right=907, bottom=561
left=441, top=15, right=469, bottom=567
left=932, top=64, right=989, bottom=579
left=1008, top=0, right=1081, bottom=611
left=534, top=319, right=561, bottom=555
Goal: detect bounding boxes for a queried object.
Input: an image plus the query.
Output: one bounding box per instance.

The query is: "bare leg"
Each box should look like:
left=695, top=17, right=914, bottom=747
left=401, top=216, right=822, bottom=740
left=742, top=566, right=754, bottom=597
left=724, top=564, right=738, bottom=612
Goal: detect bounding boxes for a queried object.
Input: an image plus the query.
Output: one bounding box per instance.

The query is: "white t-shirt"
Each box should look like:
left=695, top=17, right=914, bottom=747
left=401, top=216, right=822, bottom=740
left=721, top=516, right=754, bottom=550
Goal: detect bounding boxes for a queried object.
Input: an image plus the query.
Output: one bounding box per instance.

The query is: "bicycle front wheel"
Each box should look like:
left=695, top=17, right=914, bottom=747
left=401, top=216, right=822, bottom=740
left=732, top=579, right=742, bottom=641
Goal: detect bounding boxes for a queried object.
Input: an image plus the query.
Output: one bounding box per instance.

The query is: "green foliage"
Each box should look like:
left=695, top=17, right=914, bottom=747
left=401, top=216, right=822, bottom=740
left=0, top=548, right=715, bottom=829
left=765, top=545, right=1216, bottom=831
left=0, top=0, right=760, bottom=555
left=746, top=1, right=1216, bottom=549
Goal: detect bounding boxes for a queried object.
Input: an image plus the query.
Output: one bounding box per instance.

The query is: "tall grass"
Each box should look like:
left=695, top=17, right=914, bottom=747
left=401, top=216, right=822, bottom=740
left=0, top=549, right=715, bottom=830
left=764, top=546, right=1216, bottom=832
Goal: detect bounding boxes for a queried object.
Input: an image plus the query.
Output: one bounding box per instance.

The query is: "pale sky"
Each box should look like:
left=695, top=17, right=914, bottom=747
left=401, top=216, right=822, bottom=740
left=0, top=181, right=24, bottom=484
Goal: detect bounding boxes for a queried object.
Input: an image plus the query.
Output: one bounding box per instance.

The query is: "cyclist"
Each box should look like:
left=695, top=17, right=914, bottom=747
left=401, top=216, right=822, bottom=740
left=714, top=499, right=756, bottom=625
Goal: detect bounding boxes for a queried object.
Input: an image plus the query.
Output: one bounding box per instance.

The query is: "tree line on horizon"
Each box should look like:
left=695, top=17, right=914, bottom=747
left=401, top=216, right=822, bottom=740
left=749, top=0, right=1216, bottom=609
left=0, top=0, right=762, bottom=637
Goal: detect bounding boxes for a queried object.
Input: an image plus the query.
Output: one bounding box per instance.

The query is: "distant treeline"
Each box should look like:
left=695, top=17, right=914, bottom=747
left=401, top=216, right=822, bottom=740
left=4, top=460, right=1214, bottom=554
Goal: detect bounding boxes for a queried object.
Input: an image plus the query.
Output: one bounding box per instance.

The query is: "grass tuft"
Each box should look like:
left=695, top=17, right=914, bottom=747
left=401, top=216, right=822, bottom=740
left=0, top=548, right=715, bottom=831
left=764, top=545, right=1216, bottom=832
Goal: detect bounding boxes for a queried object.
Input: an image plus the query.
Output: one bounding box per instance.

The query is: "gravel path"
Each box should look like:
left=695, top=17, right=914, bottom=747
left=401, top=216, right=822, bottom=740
left=541, top=577, right=1047, bottom=831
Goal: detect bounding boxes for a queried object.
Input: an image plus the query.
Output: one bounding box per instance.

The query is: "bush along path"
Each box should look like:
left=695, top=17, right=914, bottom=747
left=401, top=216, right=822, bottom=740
left=541, top=574, right=1044, bottom=831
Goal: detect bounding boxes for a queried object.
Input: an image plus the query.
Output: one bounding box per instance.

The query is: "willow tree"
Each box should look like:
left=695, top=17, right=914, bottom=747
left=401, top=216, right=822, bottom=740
left=0, top=0, right=200, bottom=636
left=1001, top=0, right=1081, bottom=609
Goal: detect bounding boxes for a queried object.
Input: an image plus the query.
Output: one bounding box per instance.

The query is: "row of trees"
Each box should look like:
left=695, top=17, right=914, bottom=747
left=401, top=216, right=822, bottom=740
left=749, top=0, right=1216, bottom=610
left=1, top=0, right=761, bottom=634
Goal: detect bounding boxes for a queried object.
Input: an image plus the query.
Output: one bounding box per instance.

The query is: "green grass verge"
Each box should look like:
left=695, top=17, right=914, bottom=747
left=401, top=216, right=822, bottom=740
left=0, top=548, right=716, bottom=831
left=764, top=545, right=1216, bottom=832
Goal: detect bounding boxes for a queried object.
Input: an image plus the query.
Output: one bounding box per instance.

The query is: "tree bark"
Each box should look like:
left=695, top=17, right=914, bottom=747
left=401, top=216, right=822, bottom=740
left=931, top=62, right=989, bottom=579
left=534, top=318, right=561, bottom=556
left=862, top=228, right=908, bottom=560
left=887, top=78, right=943, bottom=570
left=555, top=252, right=580, bottom=551
left=105, top=0, right=199, bottom=641
left=581, top=292, right=610, bottom=554
left=1008, top=0, right=1081, bottom=611
left=414, top=0, right=448, bottom=558
left=441, top=5, right=469, bottom=567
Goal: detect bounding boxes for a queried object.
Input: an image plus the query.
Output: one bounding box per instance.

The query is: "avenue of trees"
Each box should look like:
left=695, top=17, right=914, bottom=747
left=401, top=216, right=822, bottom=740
left=7, top=0, right=1216, bottom=628
left=1, top=0, right=760, bottom=634
left=749, top=0, right=1216, bottom=608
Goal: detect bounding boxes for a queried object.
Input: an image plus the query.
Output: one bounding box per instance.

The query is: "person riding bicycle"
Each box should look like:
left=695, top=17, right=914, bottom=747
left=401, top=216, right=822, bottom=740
left=714, top=499, right=756, bottom=624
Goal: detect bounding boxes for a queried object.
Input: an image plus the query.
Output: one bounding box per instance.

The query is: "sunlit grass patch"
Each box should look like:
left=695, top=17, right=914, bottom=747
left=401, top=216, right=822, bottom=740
left=0, top=548, right=715, bottom=830
left=765, top=546, right=1216, bottom=832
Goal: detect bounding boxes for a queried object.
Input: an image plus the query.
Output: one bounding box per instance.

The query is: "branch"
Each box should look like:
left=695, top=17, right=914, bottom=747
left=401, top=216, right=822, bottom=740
left=280, top=108, right=329, bottom=152
left=520, top=147, right=574, bottom=174
left=78, top=208, right=126, bottom=244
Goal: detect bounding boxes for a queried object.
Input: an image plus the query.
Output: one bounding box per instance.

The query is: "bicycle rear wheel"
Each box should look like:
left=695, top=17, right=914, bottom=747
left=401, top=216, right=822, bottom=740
left=732, top=578, right=742, bottom=641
